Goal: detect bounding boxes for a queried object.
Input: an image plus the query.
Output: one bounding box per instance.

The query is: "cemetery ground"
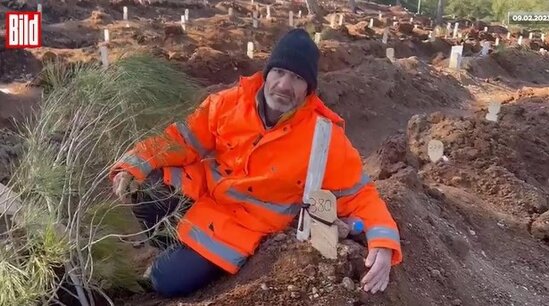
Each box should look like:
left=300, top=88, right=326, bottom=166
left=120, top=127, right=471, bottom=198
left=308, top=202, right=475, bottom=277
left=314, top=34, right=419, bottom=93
left=1, top=0, right=549, bottom=305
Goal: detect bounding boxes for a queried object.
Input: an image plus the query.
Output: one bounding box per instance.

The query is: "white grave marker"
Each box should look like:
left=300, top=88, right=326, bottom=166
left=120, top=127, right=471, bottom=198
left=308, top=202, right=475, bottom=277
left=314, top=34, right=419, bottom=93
left=309, top=189, right=338, bottom=259
left=414, top=24, right=418, bottom=29
left=481, top=41, right=490, bottom=56
left=253, top=11, right=258, bottom=28
left=266, top=5, right=271, bottom=19
left=296, top=117, right=332, bottom=251
left=453, top=22, right=459, bottom=38
left=428, top=31, right=433, bottom=40
left=495, top=37, right=500, bottom=46
left=427, top=140, right=444, bottom=163
left=507, top=32, right=511, bottom=39
left=542, top=33, right=545, bottom=41
left=181, top=15, right=186, bottom=31
left=228, top=7, right=233, bottom=17
left=185, top=9, right=189, bottom=21
left=449, top=45, right=463, bottom=69
left=518, top=35, right=523, bottom=45
left=483, top=26, right=488, bottom=32
left=447, top=23, right=451, bottom=32
left=298, top=10, right=302, bottom=18
left=104, top=29, right=109, bottom=42
left=314, top=32, right=321, bottom=44
left=339, top=14, right=344, bottom=26
left=529, top=32, right=533, bottom=40
left=382, top=28, right=389, bottom=44
left=393, top=21, right=398, bottom=27
left=100, top=45, right=109, bottom=69
left=393, top=16, right=397, bottom=21
left=378, top=11, right=382, bottom=19
left=410, top=17, right=414, bottom=23
left=247, top=42, right=254, bottom=59
left=289, top=11, right=294, bottom=27
left=485, top=101, right=501, bottom=122
left=386, top=47, right=395, bottom=62
left=123, top=6, right=128, bottom=20
left=369, top=18, right=374, bottom=28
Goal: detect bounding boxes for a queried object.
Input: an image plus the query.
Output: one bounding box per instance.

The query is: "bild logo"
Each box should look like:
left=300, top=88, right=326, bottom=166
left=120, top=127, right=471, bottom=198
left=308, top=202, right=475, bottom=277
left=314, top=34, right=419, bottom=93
left=5, top=12, right=42, bottom=48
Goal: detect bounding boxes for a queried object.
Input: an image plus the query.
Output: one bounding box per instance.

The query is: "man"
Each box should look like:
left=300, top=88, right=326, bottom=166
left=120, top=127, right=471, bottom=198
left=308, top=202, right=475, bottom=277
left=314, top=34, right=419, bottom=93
left=110, top=29, right=402, bottom=297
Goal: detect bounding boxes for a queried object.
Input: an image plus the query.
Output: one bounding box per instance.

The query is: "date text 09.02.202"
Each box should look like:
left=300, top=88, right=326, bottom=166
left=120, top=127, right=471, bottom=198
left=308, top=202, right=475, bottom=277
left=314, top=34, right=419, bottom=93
left=508, top=12, right=549, bottom=24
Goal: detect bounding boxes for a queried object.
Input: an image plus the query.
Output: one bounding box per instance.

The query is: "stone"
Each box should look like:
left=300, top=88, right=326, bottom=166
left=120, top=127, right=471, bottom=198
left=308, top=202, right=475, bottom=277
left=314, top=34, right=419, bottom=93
left=287, top=284, right=298, bottom=292
left=450, top=176, right=463, bottom=185
left=303, top=264, right=317, bottom=277
left=318, top=262, right=337, bottom=278
left=261, top=283, right=269, bottom=291
left=342, top=277, right=355, bottom=291
left=431, top=269, right=442, bottom=279
left=274, top=233, right=287, bottom=242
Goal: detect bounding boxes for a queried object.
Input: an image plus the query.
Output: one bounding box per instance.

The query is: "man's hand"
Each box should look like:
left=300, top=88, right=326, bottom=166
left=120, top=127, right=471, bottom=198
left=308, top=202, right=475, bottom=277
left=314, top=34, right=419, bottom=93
left=361, top=247, right=392, bottom=294
left=112, top=171, right=138, bottom=203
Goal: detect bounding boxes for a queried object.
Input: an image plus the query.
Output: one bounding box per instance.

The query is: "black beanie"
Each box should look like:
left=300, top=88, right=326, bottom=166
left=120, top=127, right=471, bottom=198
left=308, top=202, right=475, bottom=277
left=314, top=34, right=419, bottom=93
left=263, top=29, right=319, bottom=95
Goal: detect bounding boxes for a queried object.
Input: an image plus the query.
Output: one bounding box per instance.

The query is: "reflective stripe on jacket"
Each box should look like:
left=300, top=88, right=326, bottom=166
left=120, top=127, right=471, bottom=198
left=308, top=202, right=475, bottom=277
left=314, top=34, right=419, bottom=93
left=110, top=72, right=402, bottom=273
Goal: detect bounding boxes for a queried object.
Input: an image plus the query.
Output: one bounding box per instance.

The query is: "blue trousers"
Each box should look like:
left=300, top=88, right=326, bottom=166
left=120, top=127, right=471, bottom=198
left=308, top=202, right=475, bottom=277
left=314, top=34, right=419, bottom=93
left=150, top=244, right=225, bottom=297
left=131, top=169, right=225, bottom=297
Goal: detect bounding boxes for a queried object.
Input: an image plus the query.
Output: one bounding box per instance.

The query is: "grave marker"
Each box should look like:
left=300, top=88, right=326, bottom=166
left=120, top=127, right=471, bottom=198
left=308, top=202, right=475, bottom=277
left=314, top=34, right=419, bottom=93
left=267, top=6, right=271, bottom=19
left=382, top=28, right=389, bottom=44
left=542, top=33, right=545, bottom=41
left=481, top=41, right=490, bottom=56
left=414, top=24, right=418, bottom=29
left=369, top=18, right=374, bottom=28
left=289, top=11, right=294, bottom=27
left=247, top=42, right=254, bottom=59
left=298, top=10, right=302, bottom=18
left=518, top=35, right=523, bottom=45
left=427, top=140, right=444, bottom=163
left=495, top=37, right=500, bottom=46
left=104, top=29, right=109, bottom=42
left=253, top=11, right=258, bottom=28
left=100, top=45, right=109, bottom=69
left=228, top=7, right=233, bottom=17
left=453, top=22, right=459, bottom=39
left=339, top=14, right=344, bottom=26
left=529, top=32, right=533, bottom=40
left=185, top=9, right=189, bottom=21
left=449, top=45, right=463, bottom=69
left=393, top=21, right=398, bottom=27
left=378, top=11, right=382, bottom=19
left=386, top=47, right=395, bottom=62
left=507, top=32, right=511, bottom=39
left=314, top=32, right=321, bottom=44
left=181, top=15, right=186, bottom=31
left=484, top=26, right=488, bottom=32
left=123, top=6, right=128, bottom=20
left=485, top=101, right=501, bottom=122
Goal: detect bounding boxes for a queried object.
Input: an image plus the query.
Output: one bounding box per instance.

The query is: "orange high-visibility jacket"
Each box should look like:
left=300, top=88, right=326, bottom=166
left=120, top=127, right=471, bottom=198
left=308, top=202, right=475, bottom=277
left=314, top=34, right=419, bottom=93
left=111, top=72, right=402, bottom=274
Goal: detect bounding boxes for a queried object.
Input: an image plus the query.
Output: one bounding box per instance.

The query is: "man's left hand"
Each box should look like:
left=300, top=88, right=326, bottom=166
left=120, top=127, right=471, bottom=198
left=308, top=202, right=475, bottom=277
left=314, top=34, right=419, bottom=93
left=361, top=247, right=392, bottom=294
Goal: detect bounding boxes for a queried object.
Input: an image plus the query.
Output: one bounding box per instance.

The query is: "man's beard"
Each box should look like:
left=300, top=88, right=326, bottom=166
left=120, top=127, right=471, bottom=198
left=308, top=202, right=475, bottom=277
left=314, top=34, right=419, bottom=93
left=265, top=94, right=295, bottom=113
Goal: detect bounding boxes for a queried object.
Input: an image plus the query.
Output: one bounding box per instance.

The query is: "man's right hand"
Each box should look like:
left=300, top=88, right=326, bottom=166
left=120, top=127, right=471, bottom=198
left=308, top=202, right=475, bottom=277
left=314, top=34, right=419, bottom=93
left=112, top=171, right=138, bottom=203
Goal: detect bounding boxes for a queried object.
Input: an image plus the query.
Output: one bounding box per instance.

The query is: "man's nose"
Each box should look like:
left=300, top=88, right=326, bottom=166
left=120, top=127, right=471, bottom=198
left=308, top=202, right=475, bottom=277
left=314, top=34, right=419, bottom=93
left=278, top=74, right=293, bottom=90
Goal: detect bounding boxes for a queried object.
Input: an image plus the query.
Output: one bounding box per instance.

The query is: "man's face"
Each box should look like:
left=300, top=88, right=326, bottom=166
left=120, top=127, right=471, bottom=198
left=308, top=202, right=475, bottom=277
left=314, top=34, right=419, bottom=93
left=264, top=67, right=308, bottom=114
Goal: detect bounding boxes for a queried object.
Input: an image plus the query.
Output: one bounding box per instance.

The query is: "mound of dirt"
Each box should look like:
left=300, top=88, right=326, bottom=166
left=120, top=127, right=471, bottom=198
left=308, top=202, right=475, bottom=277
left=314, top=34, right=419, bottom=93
left=317, top=56, right=471, bottom=154
left=491, top=48, right=549, bottom=84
